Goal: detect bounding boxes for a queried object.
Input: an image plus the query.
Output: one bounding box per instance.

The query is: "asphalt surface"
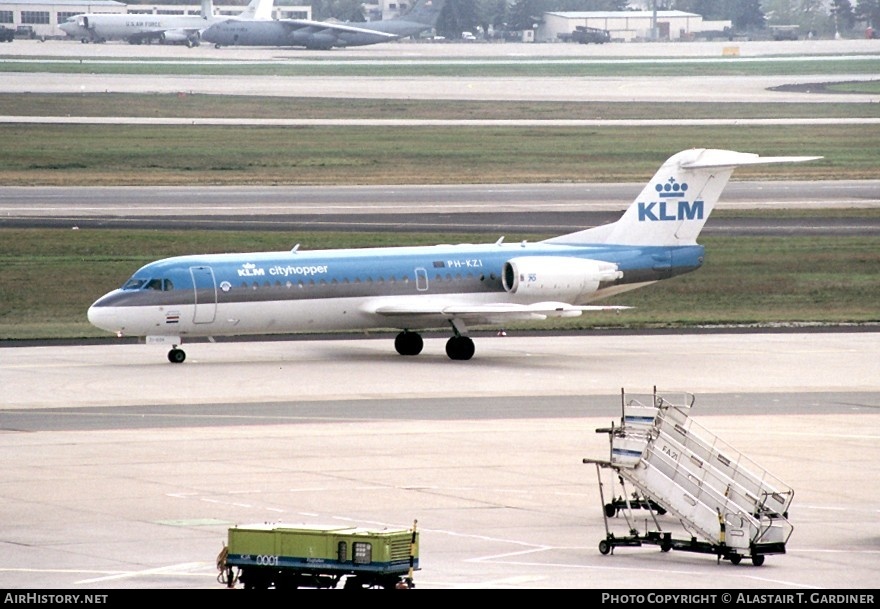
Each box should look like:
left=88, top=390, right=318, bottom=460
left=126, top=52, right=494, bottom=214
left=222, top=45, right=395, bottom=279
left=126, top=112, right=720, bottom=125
left=1, top=333, right=879, bottom=591
left=1, top=182, right=878, bottom=235
left=2, top=38, right=879, bottom=105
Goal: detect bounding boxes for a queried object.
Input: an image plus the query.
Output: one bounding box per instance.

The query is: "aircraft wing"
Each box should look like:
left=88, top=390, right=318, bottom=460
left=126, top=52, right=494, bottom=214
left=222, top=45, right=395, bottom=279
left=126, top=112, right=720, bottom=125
left=127, top=27, right=202, bottom=44
left=277, top=19, right=400, bottom=39
left=370, top=301, right=630, bottom=324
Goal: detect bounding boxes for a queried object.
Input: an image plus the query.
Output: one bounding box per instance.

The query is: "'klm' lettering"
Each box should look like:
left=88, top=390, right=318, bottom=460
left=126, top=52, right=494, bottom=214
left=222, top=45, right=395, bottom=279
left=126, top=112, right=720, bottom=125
left=638, top=200, right=704, bottom=222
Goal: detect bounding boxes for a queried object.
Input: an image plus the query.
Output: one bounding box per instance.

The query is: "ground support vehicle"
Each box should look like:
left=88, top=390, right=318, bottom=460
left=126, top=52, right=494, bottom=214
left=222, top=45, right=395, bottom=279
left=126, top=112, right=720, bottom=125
left=572, top=25, right=610, bottom=44
left=584, top=388, right=793, bottom=566
left=0, top=26, right=13, bottom=42
left=14, top=25, right=35, bottom=39
left=217, top=521, right=419, bottom=589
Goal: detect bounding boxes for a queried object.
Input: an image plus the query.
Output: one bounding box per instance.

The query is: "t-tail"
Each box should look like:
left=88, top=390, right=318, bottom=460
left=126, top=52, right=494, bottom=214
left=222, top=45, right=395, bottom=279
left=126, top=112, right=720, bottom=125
left=544, top=148, right=822, bottom=248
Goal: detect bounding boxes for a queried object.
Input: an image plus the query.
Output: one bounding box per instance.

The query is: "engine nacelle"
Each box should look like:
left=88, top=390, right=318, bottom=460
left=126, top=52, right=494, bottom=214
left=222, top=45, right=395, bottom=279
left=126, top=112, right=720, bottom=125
left=160, top=30, right=191, bottom=43
left=291, top=31, right=338, bottom=49
left=502, top=256, right=622, bottom=302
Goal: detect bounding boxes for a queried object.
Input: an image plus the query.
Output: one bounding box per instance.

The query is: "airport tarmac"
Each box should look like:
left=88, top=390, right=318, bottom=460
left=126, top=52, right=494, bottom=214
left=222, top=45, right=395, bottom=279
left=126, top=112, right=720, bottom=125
left=2, top=38, right=879, bottom=104
left=1, top=331, right=878, bottom=590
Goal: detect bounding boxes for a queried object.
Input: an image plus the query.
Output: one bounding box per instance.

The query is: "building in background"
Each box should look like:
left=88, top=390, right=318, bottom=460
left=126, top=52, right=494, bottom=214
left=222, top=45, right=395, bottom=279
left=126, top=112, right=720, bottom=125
left=537, top=10, right=732, bottom=43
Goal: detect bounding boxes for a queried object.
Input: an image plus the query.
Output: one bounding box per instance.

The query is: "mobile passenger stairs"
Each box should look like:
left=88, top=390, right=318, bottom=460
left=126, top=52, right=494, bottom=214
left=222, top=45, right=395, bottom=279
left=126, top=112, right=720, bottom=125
left=583, top=388, right=793, bottom=566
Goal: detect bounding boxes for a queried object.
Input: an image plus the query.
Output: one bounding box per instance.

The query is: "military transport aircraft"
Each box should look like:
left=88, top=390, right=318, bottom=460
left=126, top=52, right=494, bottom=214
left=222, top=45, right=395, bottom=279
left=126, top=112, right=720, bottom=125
left=201, top=0, right=446, bottom=50
left=87, top=149, right=820, bottom=363
left=59, top=0, right=272, bottom=47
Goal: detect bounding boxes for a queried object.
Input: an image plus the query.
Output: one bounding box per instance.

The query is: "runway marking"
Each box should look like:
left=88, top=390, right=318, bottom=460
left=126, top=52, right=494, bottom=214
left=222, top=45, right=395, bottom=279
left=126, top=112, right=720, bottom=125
left=75, top=562, right=210, bottom=584
left=155, top=518, right=227, bottom=526
left=3, top=116, right=880, bottom=127
left=456, top=557, right=824, bottom=589
left=4, top=54, right=879, bottom=67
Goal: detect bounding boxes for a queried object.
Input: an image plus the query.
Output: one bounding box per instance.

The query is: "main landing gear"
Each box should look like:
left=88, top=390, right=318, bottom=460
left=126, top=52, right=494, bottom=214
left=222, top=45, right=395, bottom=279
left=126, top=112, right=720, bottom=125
left=445, top=335, right=475, bottom=360
left=394, top=323, right=476, bottom=361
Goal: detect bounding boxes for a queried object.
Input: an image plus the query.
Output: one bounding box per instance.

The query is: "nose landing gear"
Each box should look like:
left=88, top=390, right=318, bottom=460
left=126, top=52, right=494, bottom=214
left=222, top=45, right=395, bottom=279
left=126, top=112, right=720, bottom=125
left=168, top=347, right=186, bottom=363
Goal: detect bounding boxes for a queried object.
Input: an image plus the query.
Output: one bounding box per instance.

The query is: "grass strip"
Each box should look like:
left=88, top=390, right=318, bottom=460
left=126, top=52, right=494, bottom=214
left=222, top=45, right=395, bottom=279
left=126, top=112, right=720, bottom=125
left=1, top=227, right=877, bottom=340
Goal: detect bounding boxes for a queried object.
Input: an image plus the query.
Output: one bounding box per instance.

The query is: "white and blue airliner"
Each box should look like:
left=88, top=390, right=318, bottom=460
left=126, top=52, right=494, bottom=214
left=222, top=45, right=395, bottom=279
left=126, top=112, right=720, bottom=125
left=88, top=149, right=819, bottom=362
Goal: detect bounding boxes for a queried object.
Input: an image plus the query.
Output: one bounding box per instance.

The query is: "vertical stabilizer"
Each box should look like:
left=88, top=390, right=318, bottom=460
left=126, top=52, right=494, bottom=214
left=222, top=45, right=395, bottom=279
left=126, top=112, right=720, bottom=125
left=240, top=0, right=274, bottom=20
left=398, top=0, right=446, bottom=26
left=200, top=0, right=215, bottom=19
left=543, top=149, right=821, bottom=247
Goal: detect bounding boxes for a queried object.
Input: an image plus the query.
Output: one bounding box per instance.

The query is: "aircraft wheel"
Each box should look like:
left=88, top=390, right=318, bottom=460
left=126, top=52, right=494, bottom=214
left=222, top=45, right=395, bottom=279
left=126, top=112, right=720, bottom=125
left=752, top=554, right=765, bottom=567
left=168, top=348, right=186, bottom=364
left=445, top=336, right=475, bottom=360
left=215, top=43, right=222, bottom=49
left=394, top=331, right=423, bottom=356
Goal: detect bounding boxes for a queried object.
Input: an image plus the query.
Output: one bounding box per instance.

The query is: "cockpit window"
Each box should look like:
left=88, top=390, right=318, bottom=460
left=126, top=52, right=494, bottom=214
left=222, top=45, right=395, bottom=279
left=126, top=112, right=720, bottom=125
left=122, top=278, right=173, bottom=291
left=146, top=278, right=174, bottom=291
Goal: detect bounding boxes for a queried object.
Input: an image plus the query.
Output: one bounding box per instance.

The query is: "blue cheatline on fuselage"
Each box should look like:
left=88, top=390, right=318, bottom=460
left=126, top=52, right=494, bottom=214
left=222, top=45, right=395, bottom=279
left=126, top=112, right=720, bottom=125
left=89, top=242, right=705, bottom=310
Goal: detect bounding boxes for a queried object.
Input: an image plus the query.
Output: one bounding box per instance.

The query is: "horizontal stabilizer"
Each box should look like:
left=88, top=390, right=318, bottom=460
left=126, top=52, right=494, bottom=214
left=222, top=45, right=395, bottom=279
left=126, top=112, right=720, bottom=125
left=679, top=150, right=823, bottom=169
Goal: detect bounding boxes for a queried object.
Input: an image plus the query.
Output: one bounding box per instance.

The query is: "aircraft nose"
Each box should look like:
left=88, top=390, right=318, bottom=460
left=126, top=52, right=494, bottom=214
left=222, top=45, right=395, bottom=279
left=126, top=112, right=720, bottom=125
left=87, top=301, right=119, bottom=334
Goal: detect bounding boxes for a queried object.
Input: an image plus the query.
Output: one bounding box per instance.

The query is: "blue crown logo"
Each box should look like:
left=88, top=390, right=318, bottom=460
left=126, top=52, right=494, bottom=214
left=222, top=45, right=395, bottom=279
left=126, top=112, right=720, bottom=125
left=655, top=177, right=688, bottom=198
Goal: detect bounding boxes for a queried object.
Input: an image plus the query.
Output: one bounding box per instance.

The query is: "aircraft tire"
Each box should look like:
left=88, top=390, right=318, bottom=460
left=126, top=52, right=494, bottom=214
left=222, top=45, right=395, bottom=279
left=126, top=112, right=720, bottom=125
left=168, top=348, right=186, bottom=364
left=394, top=331, right=423, bottom=356
left=445, top=336, right=474, bottom=361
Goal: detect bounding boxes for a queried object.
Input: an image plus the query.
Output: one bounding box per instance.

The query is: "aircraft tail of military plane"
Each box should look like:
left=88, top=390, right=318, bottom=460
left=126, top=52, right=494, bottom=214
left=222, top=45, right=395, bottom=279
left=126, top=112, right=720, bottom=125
left=202, top=0, right=446, bottom=50
left=87, top=149, right=820, bottom=363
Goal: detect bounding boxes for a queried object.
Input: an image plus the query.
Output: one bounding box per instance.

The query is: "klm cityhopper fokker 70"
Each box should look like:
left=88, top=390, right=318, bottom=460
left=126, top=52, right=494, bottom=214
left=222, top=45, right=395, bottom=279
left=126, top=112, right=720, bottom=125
left=87, top=149, right=819, bottom=363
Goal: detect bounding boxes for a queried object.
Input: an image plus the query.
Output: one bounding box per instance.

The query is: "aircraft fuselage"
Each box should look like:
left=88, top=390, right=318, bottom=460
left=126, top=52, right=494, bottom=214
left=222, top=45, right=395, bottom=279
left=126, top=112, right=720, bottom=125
left=87, top=242, right=703, bottom=339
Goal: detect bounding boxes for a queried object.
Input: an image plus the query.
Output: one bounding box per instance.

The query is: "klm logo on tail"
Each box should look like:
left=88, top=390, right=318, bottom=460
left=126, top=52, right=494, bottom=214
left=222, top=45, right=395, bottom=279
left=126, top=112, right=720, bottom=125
left=638, top=178, right=704, bottom=222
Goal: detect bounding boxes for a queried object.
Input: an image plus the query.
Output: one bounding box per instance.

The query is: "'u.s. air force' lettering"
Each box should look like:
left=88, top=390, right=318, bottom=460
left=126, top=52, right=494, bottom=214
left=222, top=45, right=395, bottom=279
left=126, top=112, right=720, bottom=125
left=638, top=199, right=704, bottom=222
